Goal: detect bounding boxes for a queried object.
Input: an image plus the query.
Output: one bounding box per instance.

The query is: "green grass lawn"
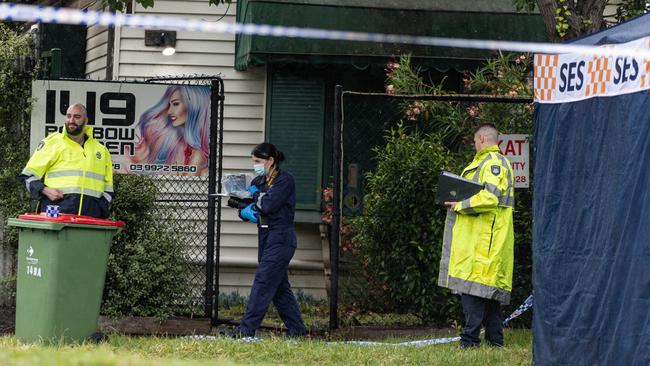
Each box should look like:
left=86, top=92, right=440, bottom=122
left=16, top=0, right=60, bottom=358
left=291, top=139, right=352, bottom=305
left=0, top=329, right=532, bottom=366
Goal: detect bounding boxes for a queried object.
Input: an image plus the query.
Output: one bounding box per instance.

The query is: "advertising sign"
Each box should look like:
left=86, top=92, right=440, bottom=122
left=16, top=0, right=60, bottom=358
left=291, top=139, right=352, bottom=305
left=30, top=80, right=211, bottom=176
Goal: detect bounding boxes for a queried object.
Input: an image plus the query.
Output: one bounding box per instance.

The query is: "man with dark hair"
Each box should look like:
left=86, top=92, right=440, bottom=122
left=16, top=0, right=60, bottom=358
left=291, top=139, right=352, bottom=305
left=18, top=103, right=114, bottom=218
left=438, top=123, right=515, bottom=347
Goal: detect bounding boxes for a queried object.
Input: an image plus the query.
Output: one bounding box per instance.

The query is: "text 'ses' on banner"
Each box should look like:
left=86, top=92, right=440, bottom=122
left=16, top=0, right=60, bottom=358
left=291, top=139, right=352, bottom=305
left=535, top=36, right=650, bottom=104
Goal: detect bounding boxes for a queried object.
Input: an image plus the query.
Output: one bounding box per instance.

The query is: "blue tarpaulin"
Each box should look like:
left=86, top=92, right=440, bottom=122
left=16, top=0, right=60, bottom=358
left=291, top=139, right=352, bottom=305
left=534, top=13, right=650, bottom=365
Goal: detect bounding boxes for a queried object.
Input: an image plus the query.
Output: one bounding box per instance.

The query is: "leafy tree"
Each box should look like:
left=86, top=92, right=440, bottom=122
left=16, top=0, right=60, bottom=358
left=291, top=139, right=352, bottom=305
left=513, top=0, right=649, bottom=41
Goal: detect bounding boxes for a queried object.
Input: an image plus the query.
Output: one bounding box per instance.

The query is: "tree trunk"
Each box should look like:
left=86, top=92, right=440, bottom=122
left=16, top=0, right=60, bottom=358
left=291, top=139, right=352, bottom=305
left=536, top=0, right=608, bottom=42
left=537, top=0, right=563, bottom=42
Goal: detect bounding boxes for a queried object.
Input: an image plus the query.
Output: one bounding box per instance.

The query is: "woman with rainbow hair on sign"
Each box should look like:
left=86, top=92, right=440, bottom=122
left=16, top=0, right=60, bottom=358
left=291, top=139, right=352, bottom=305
left=132, top=84, right=210, bottom=176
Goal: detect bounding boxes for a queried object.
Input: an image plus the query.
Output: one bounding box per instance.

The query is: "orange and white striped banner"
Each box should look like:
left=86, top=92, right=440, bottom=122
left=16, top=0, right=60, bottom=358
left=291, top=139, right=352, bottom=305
left=535, top=36, right=650, bottom=104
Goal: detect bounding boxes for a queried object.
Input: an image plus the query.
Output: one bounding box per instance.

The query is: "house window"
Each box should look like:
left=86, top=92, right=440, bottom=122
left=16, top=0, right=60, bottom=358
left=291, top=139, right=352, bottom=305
left=266, top=68, right=325, bottom=211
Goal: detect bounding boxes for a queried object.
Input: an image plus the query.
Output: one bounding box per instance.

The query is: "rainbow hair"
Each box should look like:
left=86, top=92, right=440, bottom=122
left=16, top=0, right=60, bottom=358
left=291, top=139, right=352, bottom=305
left=133, top=85, right=211, bottom=166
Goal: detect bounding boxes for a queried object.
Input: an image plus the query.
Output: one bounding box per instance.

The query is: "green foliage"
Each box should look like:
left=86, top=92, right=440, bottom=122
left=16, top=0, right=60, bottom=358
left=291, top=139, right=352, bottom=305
left=102, top=175, right=190, bottom=319
left=511, top=0, right=537, bottom=13
left=0, top=24, right=34, bottom=250
left=513, top=0, right=648, bottom=41
left=352, top=53, right=534, bottom=325
left=351, top=126, right=461, bottom=323
left=613, top=0, right=650, bottom=23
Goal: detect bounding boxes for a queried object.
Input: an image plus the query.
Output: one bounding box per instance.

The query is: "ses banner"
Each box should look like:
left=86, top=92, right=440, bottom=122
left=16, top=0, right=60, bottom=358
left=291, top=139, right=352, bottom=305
left=534, top=36, right=650, bottom=104
left=498, top=134, right=529, bottom=189
left=30, top=80, right=212, bottom=176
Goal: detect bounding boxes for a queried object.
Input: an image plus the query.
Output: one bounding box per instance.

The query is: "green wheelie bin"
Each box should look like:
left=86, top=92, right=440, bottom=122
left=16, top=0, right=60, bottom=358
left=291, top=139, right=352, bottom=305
left=7, top=213, right=125, bottom=344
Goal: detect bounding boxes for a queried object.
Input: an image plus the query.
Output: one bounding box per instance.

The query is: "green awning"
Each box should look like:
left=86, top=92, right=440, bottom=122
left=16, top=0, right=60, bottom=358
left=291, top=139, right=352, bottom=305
left=235, top=0, right=548, bottom=71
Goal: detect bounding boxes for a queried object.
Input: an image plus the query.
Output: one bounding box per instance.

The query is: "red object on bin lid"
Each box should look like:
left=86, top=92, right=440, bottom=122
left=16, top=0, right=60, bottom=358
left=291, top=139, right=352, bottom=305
left=18, top=213, right=126, bottom=228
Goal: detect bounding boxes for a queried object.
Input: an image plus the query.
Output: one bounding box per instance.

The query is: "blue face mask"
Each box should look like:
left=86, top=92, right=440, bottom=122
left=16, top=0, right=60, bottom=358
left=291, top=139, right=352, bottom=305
left=253, top=163, right=266, bottom=176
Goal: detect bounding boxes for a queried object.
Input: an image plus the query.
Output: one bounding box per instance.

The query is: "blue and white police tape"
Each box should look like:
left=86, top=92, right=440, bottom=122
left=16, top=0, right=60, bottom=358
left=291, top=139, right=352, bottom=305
left=182, top=294, right=533, bottom=347
left=184, top=334, right=263, bottom=343
left=2, top=3, right=650, bottom=59
left=502, top=294, right=533, bottom=327
left=333, top=294, right=533, bottom=347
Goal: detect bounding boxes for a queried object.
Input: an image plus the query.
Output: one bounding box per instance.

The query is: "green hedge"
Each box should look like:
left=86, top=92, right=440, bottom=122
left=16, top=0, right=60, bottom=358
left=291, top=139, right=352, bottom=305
left=103, top=175, right=190, bottom=319
left=0, top=24, right=34, bottom=248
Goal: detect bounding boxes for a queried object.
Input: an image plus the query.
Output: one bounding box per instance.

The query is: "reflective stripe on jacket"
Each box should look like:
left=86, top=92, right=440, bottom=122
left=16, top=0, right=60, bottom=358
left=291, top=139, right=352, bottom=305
left=20, top=126, right=114, bottom=216
left=437, top=144, right=515, bottom=304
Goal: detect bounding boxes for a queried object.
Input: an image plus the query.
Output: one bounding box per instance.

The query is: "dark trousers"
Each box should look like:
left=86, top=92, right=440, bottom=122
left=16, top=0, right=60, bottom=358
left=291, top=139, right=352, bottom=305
left=460, top=294, right=503, bottom=347
left=239, top=227, right=307, bottom=337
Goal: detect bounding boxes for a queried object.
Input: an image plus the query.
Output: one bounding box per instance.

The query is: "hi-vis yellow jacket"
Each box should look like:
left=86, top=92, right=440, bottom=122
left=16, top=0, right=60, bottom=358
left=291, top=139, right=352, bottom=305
left=19, top=126, right=114, bottom=218
left=437, top=144, right=515, bottom=304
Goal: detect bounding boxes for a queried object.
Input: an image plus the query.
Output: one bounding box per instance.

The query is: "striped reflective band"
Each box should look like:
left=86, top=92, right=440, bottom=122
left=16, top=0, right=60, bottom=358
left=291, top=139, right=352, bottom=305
left=47, top=170, right=105, bottom=181
left=471, top=155, right=493, bottom=182
left=437, top=211, right=457, bottom=287
left=485, top=182, right=515, bottom=208
left=496, top=154, right=515, bottom=208
left=102, top=192, right=113, bottom=203
left=24, top=176, right=38, bottom=191
left=460, top=199, right=478, bottom=215
left=446, top=276, right=511, bottom=305
left=58, top=186, right=104, bottom=198
left=104, top=184, right=114, bottom=192
left=21, top=168, right=42, bottom=179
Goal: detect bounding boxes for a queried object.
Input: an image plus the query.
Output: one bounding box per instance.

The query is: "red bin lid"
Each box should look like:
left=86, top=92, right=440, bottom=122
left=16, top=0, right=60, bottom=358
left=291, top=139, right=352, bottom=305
left=18, top=213, right=126, bottom=228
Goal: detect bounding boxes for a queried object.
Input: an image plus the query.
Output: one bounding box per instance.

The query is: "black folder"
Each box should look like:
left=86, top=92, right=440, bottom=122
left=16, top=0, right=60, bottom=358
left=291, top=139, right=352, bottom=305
left=435, top=171, right=485, bottom=205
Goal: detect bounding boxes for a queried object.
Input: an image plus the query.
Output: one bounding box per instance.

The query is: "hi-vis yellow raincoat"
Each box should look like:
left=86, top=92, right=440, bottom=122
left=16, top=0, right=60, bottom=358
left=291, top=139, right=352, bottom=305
left=437, top=144, right=515, bottom=304
left=19, top=126, right=114, bottom=218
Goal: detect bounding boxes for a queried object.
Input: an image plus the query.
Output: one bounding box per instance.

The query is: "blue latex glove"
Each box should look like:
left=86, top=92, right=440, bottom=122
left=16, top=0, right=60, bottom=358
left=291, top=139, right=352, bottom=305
left=247, top=185, right=260, bottom=195
left=240, top=203, right=258, bottom=223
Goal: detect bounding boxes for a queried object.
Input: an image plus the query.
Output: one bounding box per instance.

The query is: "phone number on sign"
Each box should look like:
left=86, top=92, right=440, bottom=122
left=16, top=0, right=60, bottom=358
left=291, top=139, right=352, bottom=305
left=127, top=164, right=198, bottom=173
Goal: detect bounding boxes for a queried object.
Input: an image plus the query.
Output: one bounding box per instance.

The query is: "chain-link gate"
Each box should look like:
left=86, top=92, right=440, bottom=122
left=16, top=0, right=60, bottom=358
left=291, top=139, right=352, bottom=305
left=144, top=76, right=224, bottom=323
left=330, top=87, right=532, bottom=329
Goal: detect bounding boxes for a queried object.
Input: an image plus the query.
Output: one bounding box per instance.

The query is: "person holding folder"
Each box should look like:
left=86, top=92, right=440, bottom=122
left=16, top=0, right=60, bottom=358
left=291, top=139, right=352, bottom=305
left=437, top=123, right=515, bottom=348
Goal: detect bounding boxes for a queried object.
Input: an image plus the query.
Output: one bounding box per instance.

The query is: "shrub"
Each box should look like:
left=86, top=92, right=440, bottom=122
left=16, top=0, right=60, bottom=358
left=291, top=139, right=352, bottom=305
left=0, top=24, right=34, bottom=251
left=102, top=175, right=190, bottom=319
left=351, top=126, right=461, bottom=323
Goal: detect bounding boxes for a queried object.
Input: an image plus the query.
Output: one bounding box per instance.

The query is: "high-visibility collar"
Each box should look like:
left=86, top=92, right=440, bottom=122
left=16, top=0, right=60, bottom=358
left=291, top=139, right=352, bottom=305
left=473, top=144, right=500, bottom=162
left=62, top=125, right=94, bottom=145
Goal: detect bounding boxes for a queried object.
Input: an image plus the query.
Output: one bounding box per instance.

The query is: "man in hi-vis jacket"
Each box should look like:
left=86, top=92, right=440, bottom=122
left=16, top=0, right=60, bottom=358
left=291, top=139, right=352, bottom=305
left=18, top=103, right=114, bottom=218
left=439, top=123, right=515, bottom=348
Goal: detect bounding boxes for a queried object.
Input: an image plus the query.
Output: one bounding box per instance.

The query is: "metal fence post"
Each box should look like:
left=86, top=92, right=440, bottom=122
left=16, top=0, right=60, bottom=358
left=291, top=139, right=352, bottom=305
left=205, top=79, right=220, bottom=321
left=212, top=78, right=225, bottom=325
left=330, top=85, right=343, bottom=330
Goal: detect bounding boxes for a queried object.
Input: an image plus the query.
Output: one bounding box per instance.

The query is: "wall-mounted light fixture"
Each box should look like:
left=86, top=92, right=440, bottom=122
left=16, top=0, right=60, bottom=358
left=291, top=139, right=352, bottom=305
left=144, top=30, right=177, bottom=56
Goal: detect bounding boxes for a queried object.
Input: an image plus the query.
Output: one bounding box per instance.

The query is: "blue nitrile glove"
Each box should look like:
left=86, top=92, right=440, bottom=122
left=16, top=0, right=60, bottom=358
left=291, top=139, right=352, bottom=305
left=247, top=185, right=260, bottom=195
left=239, top=203, right=258, bottom=223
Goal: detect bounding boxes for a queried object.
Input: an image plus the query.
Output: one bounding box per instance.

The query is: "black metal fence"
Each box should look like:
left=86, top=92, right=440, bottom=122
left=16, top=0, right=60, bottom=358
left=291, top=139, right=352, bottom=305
left=330, top=88, right=532, bottom=328
left=144, top=76, right=224, bottom=323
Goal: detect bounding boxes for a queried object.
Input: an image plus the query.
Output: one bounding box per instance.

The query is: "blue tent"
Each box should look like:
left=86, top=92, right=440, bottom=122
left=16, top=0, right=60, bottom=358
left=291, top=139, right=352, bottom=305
left=534, top=13, right=650, bottom=365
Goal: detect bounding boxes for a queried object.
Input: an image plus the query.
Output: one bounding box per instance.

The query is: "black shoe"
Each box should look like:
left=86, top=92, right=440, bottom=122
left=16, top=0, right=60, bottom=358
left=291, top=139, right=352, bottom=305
left=460, top=341, right=480, bottom=349
left=222, top=327, right=254, bottom=339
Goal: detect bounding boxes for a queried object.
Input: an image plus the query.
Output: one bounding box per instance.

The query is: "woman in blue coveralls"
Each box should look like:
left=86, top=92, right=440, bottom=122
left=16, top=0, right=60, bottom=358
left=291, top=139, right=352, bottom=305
left=235, top=142, right=307, bottom=338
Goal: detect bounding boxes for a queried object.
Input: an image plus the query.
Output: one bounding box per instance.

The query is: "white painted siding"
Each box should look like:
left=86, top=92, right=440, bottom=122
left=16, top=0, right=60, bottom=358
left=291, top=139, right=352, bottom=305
left=79, top=1, right=110, bottom=79
left=85, top=0, right=326, bottom=299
